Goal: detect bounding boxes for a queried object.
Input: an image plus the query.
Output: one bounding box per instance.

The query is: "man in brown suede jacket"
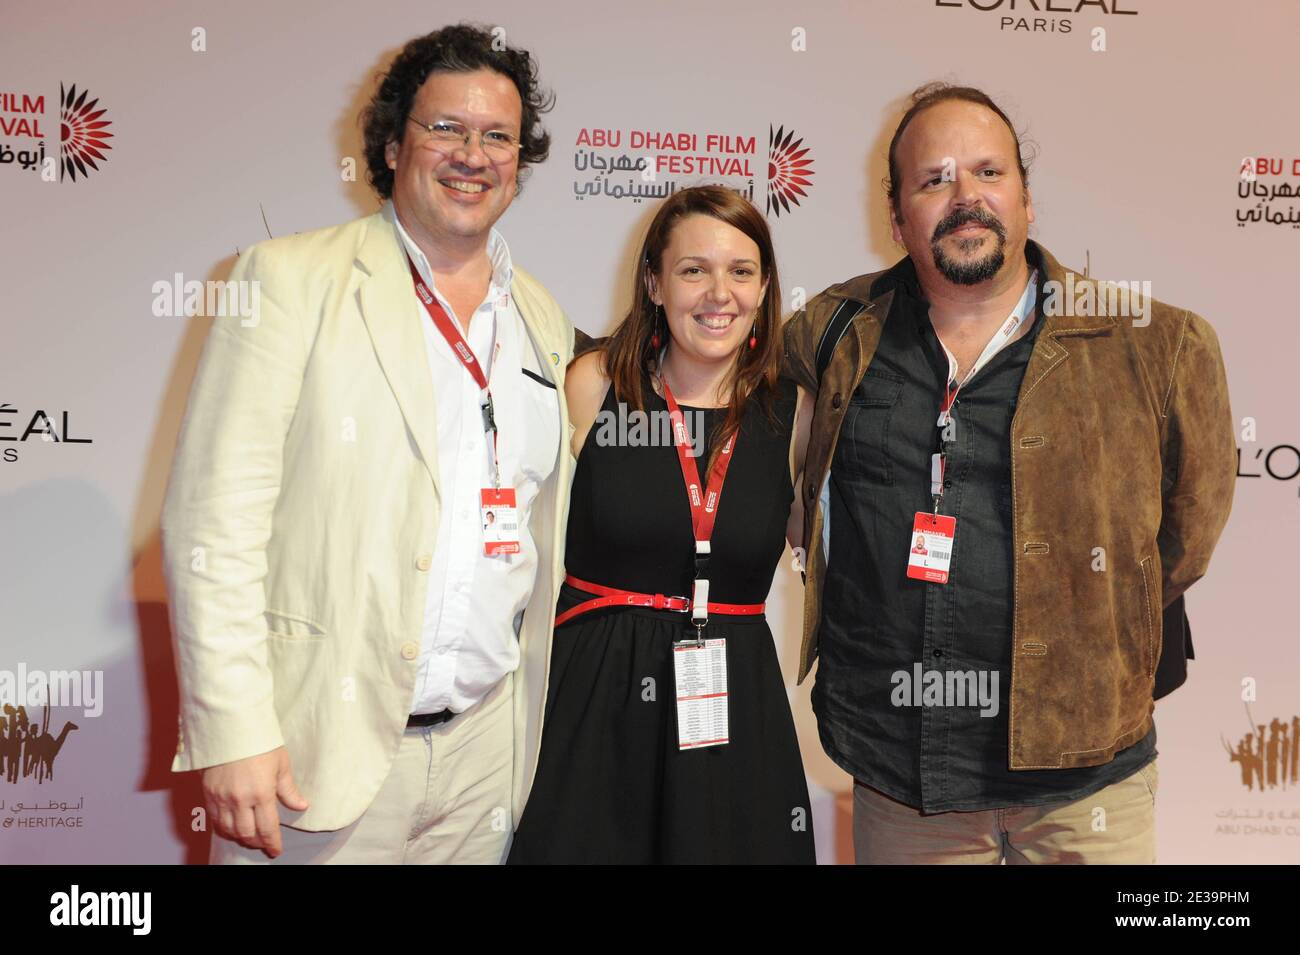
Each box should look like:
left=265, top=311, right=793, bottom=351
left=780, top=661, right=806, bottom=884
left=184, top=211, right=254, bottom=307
left=784, top=83, right=1235, bottom=864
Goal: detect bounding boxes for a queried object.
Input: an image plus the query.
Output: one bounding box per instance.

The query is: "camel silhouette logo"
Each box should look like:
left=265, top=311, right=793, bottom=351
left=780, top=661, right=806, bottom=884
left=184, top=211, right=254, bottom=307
left=1222, top=707, right=1298, bottom=792
left=2, top=704, right=78, bottom=784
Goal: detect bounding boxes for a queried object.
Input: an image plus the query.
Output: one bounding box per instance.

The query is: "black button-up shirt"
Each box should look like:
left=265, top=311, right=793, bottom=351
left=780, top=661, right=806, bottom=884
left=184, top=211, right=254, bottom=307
left=813, top=249, right=1155, bottom=813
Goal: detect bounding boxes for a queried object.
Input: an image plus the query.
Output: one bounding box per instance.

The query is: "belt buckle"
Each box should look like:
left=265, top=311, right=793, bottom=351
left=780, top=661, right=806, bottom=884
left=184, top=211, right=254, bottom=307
left=652, top=593, right=691, bottom=612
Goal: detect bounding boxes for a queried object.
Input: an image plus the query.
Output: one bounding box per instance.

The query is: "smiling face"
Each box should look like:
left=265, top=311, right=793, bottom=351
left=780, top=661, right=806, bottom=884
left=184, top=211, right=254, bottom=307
left=385, top=67, right=522, bottom=250
left=646, top=213, right=768, bottom=368
left=890, top=99, right=1033, bottom=288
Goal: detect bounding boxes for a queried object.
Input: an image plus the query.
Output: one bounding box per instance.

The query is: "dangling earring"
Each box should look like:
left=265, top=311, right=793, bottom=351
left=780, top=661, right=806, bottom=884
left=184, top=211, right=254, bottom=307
left=651, top=305, right=662, bottom=349
left=748, top=323, right=758, bottom=350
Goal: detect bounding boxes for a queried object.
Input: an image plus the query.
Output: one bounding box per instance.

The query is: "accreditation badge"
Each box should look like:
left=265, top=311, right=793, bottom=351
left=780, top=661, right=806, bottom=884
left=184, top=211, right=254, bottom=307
left=480, top=487, right=520, bottom=556
left=906, top=512, right=956, bottom=584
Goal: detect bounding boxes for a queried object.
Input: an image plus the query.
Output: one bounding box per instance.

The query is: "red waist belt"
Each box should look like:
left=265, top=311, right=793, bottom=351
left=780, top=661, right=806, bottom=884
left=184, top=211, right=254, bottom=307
left=555, top=574, right=765, bottom=627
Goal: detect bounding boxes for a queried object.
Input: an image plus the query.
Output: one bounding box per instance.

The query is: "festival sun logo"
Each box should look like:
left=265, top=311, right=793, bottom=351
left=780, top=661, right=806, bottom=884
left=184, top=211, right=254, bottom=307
left=766, top=124, right=814, bottom=218
left=59, top=83, right=112, bottom=183
left=570, top=122, right=814, bottom=218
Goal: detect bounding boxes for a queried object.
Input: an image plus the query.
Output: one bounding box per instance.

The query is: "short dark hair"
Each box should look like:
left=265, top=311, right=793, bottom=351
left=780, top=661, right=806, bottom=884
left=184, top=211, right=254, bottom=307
left=360, top=23, right=554, bottom=199
left=885, top=82, right=1031, bottom=218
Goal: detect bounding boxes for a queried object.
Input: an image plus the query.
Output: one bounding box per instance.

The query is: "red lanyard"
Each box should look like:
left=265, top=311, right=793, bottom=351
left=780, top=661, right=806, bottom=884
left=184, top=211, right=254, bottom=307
left=659, top=375, right=738, bottom=631
left=406, top=253, right=502, bottom=481
left=658, top=375, right=737, bottom=546
left=930, top=270, right=1039, bottom=511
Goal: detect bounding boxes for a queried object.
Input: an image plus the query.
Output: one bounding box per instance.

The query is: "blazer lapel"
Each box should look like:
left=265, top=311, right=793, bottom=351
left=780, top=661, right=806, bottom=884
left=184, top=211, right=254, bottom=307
left=355, top=215, right=441, bottom=492
left=511, top=276, right=565, bottom=389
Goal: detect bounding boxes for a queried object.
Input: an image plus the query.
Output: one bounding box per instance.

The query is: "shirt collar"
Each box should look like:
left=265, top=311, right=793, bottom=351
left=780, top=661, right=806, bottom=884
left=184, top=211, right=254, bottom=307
left=384, top=199, right=514, bottom=294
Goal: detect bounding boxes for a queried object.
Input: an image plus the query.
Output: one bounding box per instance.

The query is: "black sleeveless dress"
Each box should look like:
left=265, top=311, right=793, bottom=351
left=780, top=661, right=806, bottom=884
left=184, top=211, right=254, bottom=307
left=508, top=371, right=816, bottom=864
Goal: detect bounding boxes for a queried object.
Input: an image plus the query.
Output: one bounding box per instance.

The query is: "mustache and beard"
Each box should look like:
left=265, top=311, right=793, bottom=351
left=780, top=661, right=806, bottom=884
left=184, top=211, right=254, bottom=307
left=930, top=207, right=1008, bottom=286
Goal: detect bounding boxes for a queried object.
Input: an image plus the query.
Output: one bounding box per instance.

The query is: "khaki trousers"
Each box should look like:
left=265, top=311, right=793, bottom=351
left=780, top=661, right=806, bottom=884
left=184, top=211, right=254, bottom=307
left=853, top=760, right=1158, bottom=865
left=211, top=676, right=514, bottom=865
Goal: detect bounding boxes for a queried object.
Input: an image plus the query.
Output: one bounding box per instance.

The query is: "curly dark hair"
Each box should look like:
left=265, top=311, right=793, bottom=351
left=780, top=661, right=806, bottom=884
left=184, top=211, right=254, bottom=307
left=360, top=23, right=554, bottom=199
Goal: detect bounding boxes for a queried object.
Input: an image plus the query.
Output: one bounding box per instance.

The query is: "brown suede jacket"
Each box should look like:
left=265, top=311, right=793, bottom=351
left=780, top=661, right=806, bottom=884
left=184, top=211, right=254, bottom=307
left=783, top=241, right=1236, bottom=769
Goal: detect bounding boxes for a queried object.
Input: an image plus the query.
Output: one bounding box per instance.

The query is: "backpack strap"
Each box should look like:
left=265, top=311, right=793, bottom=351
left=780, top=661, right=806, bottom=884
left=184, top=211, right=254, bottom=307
left=814, top=298, right=868, bottom=383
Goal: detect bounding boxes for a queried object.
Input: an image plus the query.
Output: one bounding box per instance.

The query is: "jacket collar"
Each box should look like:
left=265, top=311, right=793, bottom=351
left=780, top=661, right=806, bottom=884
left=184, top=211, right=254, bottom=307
left=351, top=212, right=566, bottom=492
left=826, top=240, right=1120, bottom=336
left=382, top=200, right=515, bottom=295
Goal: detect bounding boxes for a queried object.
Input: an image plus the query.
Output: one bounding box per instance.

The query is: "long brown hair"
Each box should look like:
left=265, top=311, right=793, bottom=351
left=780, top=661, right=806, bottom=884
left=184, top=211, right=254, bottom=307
left=602, top=185, right=783, bottom=473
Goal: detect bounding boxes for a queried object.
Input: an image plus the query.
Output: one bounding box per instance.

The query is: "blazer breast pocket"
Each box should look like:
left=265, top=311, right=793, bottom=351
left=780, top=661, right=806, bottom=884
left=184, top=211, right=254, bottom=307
left=264, top=609, right=327, bottom=640
left=521, top=367, right=557, bottom=390
left=838, top=369, right=904, bottom=485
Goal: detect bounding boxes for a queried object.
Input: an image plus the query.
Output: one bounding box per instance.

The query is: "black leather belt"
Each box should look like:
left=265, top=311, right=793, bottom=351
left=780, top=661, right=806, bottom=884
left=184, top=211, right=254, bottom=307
left=407, top=709, right=456, bottom=727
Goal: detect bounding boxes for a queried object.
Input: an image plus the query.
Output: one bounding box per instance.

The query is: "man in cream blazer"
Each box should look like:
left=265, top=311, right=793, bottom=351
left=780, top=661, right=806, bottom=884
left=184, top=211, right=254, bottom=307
left=162, top=26, right=576, bottom=864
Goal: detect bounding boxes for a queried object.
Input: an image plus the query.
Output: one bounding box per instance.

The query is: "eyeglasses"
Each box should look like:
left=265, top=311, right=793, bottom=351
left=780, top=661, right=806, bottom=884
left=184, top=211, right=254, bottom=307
left=407, top=116, right=521, bottom=160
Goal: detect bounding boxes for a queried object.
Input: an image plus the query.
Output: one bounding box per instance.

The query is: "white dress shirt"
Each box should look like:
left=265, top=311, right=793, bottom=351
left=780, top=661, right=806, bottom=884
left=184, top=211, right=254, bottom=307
left=387, top=202, right=561, bottom=714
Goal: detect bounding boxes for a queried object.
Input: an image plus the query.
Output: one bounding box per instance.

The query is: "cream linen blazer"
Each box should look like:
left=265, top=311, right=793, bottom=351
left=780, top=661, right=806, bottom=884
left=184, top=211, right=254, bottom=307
left=162, top=210, right=575, bottom=831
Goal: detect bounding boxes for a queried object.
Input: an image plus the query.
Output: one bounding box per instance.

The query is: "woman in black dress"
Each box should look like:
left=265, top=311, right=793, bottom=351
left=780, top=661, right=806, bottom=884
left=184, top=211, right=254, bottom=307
left=508, top=185, right=815, bottom=864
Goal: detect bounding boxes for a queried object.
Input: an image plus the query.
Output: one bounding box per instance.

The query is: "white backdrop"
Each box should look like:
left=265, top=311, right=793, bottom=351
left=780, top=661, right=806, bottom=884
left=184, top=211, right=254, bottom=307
left=2, top=0, right=1298, bottom=863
